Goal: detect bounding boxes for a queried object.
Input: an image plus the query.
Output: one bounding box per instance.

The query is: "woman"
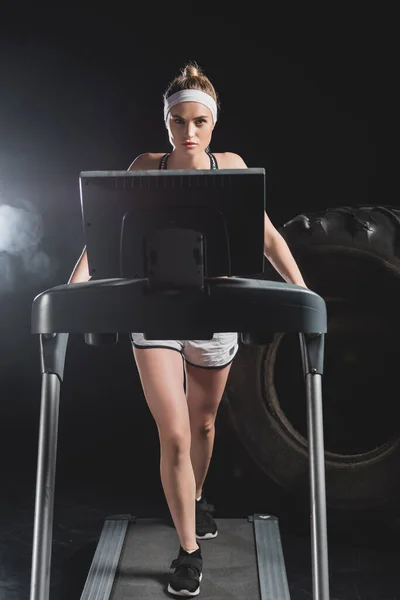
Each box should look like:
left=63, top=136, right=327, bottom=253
left=69, top=62, right=307, bottom=597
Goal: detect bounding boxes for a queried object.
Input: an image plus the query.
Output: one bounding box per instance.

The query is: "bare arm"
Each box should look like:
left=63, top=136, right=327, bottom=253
left=227, top=153, right=307, bottom=288
left=68, top=246, right=91, bottom=284
left=263, top=228, right=307, bottom=288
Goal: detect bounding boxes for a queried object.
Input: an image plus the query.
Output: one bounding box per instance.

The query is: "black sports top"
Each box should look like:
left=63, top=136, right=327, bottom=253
left=159, top=151, right=218, bottom=170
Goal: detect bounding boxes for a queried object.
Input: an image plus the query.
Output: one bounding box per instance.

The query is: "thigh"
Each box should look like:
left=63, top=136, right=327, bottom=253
left=185, top=361, right=233, bottom=423
left=133, top=346, right=190, bottom=441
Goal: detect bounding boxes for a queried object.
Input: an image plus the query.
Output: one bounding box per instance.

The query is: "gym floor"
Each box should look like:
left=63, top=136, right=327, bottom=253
left=1, top=422, right=399, bottom=600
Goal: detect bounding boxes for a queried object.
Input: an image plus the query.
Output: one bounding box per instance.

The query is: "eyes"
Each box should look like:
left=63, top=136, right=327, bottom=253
left=173, top=118, right=207, bottom=126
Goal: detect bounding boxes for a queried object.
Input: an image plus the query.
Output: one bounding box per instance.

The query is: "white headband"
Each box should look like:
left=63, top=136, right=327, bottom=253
left=164, top=89, right=218, bottom=125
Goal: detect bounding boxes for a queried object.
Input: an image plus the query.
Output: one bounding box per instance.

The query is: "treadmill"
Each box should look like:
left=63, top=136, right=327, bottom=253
left=30, top=168, right=330, bottom=599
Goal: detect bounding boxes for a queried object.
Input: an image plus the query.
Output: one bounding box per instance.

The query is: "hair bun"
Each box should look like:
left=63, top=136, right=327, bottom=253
left=182, top=63, right=201, bottom=78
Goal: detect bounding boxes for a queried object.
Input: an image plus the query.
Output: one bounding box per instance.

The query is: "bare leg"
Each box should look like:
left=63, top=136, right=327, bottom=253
left=160, top=440, right=198, bottom=551
left=185, top=362, right=233, bottom=499
left=133, top=347, right=198, bottom=551
left=190, top=425, right=215, bottom=500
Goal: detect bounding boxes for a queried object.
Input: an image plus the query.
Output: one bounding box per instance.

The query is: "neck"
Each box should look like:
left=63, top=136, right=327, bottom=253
left=168, top=149, right=210, bottom=170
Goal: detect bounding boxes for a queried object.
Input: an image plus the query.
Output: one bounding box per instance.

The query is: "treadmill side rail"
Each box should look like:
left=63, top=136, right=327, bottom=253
left=253, top=515, right=291, bottom=600
left=80, top=517, right=131, bottom=600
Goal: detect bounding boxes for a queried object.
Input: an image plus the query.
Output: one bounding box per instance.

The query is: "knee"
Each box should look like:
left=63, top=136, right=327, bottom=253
left=191, top=418, right=215, bottom=438
left=159, top=429, right=191, bottom=457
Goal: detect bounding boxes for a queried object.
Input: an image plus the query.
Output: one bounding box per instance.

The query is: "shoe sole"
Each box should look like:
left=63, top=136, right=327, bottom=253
left=167, top=572, right=203, bottom=597
left=196, top=530, right=218, bottom=540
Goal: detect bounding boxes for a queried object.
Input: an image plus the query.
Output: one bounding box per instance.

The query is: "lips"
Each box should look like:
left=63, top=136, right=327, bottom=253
left=183, top=142, right=196, bottom=147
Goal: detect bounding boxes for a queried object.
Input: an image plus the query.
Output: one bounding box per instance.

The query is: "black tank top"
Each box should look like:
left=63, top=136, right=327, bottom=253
left=159, top=151, right=218, bottom=170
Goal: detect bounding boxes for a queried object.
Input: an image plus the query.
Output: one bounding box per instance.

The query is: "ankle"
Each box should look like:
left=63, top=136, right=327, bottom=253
left=181, top=544, right=200, bottom=554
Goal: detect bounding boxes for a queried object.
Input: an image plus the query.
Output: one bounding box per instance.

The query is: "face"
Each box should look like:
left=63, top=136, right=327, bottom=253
left=166, top=101, right=215, bottom=154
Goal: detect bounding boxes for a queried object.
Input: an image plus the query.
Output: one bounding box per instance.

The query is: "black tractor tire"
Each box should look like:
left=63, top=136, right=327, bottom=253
left=224, top=205, right=400, bottom=510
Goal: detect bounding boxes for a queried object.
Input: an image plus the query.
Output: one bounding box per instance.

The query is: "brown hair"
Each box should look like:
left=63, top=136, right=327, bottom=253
left=163, top=62, right=220, bottom=112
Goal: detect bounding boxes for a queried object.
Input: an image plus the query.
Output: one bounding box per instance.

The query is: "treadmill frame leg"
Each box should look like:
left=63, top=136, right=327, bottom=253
left=30, top=333, right=68, bottom=600
left=300, top=333, right=330, bottom=600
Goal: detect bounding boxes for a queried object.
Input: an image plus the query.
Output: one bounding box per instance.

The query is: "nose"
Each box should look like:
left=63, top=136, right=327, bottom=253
left=185, top=122, right=196, bottom=139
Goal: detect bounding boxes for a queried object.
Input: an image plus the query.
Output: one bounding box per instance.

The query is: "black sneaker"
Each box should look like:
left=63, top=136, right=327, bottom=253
left=196, top=496, right=218, bottom=539
left=167, top=544, right=203, bottom=597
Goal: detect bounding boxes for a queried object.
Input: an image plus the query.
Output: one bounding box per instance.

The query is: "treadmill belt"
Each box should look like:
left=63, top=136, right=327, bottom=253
left=110, top=518, right=260, bottom=599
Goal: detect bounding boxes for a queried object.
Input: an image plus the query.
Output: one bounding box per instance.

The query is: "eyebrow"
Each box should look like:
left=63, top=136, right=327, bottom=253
left=171, top=114, right=209, bottom=119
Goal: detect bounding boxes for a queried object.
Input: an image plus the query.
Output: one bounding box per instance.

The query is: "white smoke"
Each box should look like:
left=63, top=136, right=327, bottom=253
left=0, top=199, right=58, bottom=293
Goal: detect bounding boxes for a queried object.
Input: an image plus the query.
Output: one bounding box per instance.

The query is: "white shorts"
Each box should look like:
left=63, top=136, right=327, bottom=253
left=130, top=332, right=239, bottom=369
